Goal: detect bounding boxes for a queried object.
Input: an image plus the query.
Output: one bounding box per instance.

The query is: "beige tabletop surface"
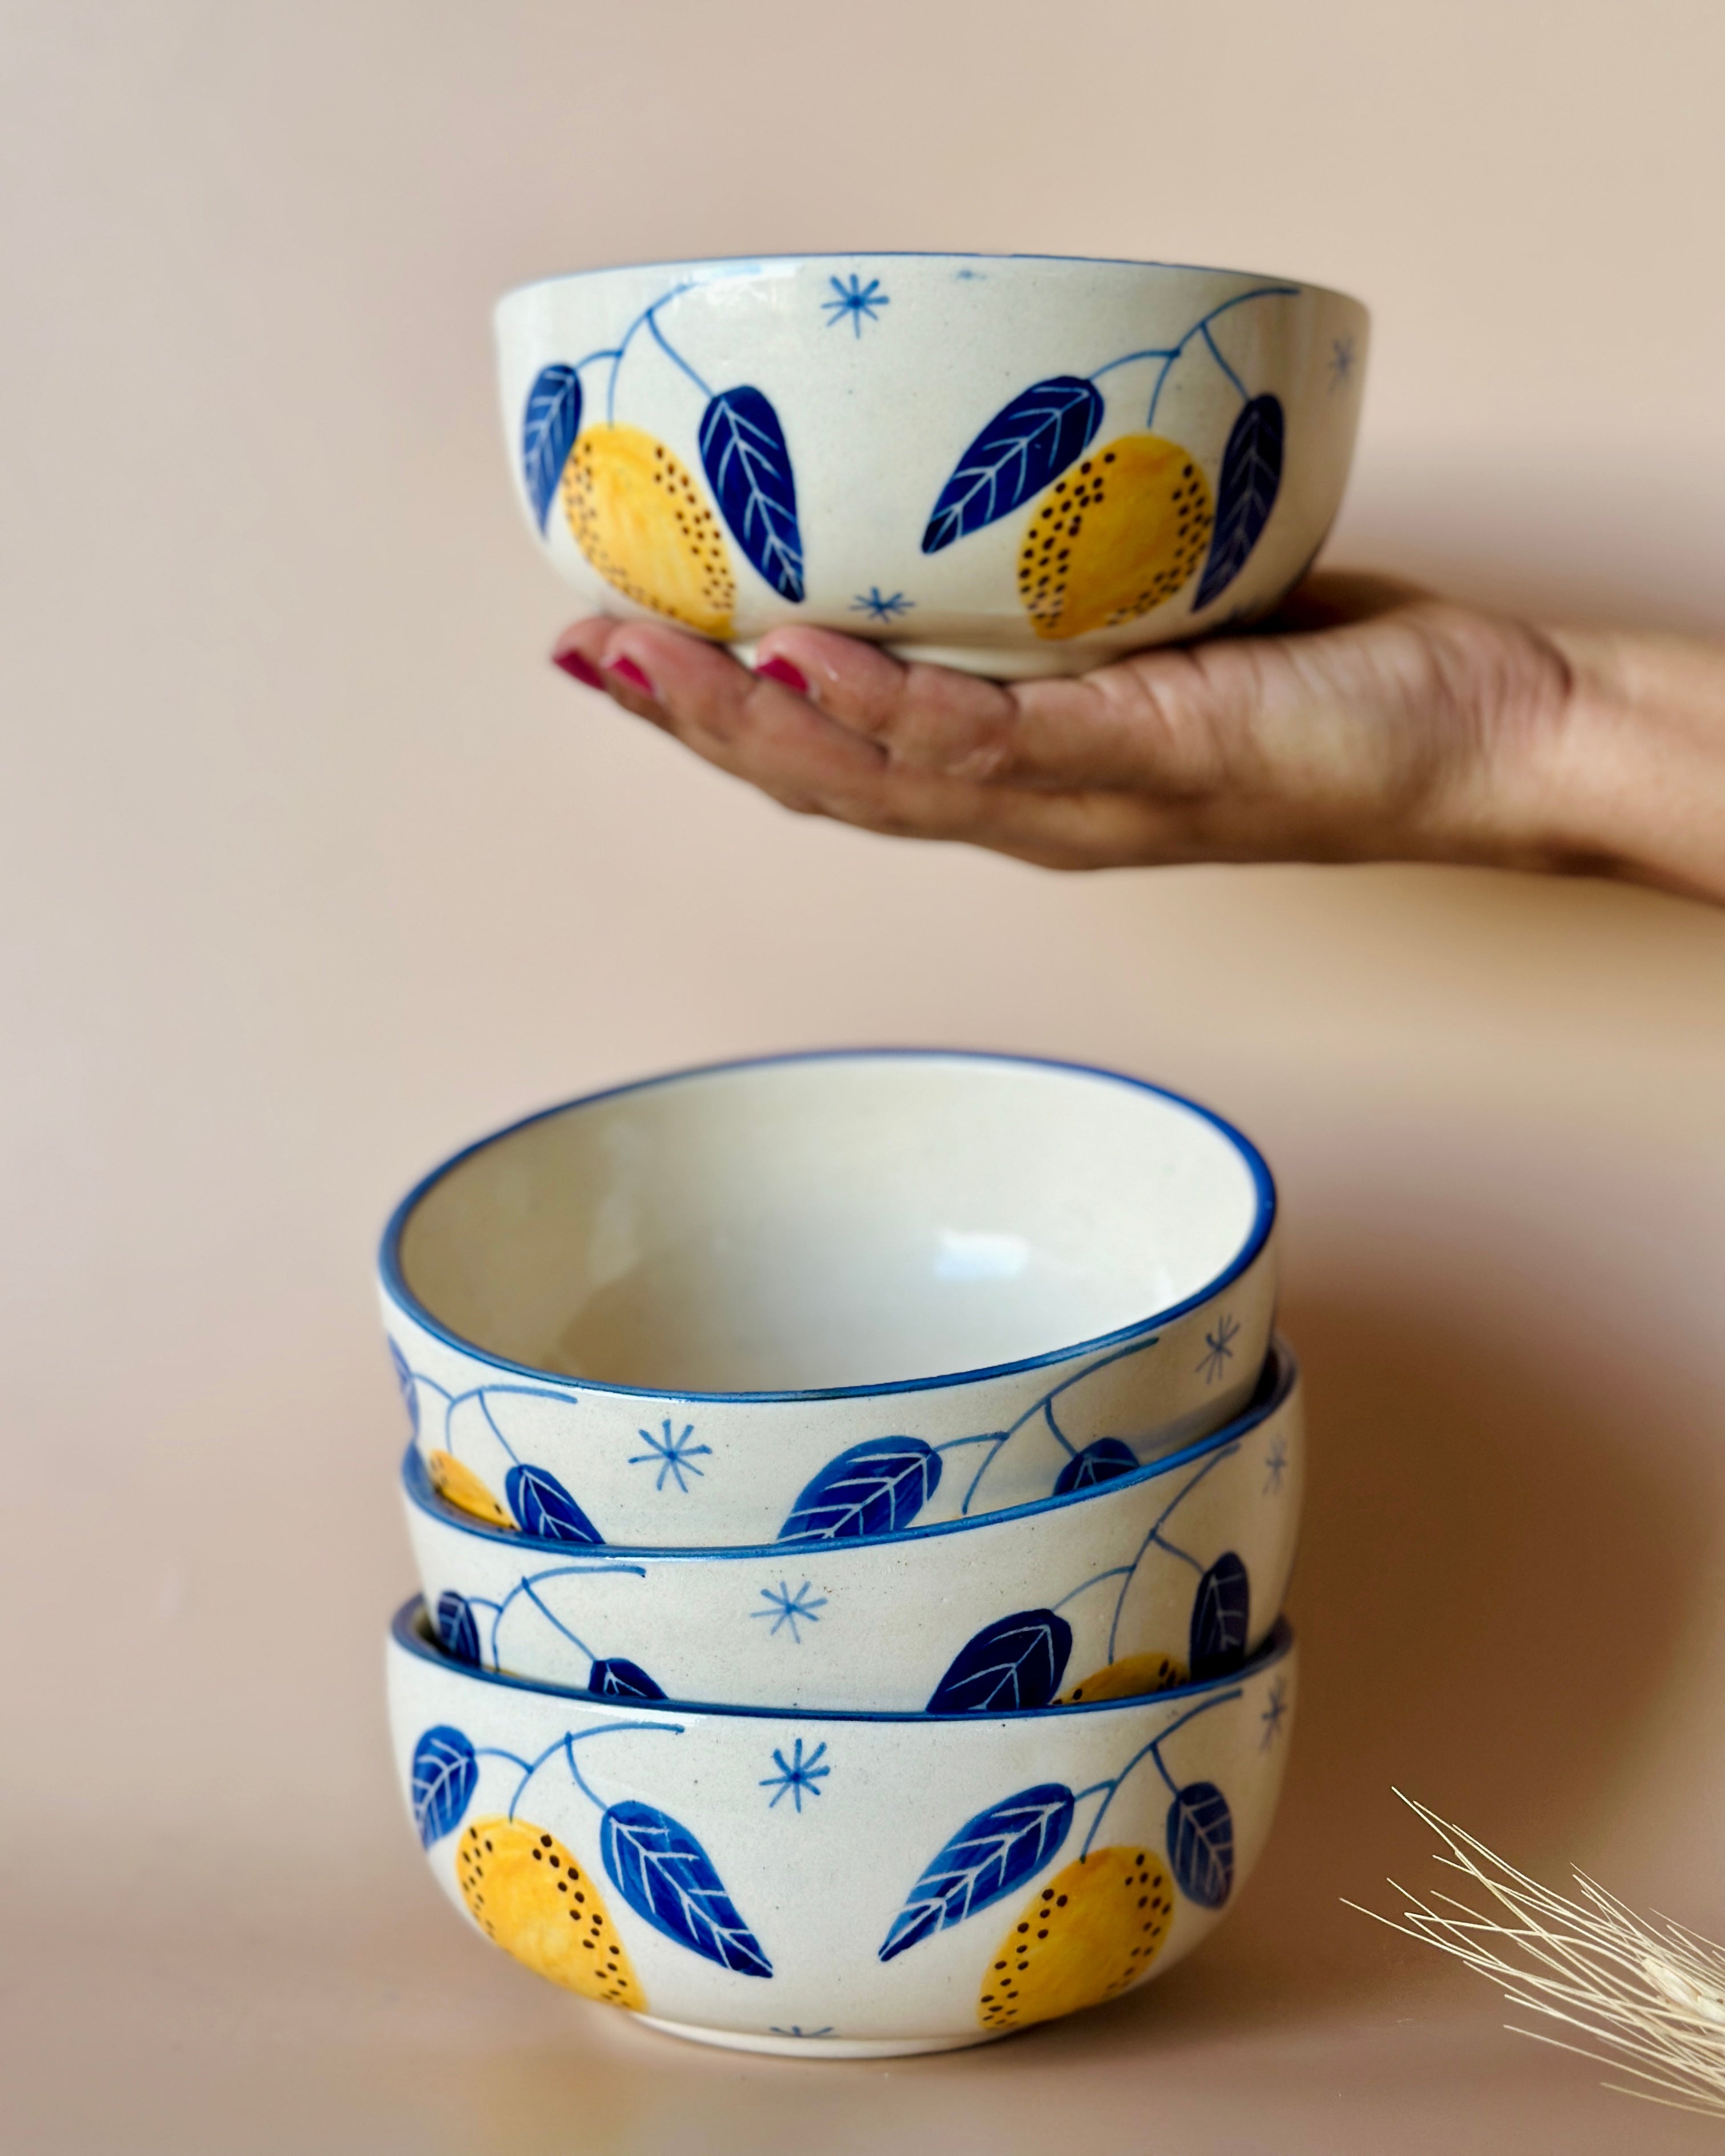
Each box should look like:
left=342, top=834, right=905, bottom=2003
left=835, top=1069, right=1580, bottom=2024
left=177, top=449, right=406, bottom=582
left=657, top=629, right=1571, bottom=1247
left=5, top=2, right=1724, bottom=2150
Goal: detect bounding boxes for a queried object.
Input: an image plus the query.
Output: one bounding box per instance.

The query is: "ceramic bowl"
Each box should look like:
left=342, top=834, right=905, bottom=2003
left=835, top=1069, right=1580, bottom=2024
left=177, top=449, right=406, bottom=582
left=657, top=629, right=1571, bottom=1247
left=402, top=1339, right=1301, bottom=1713
left=380, top=1051, right=1277, bottom=1549
left=497, top=252, right=1367, bottom=679
left=390, top=1598, right=1295, bottom=2056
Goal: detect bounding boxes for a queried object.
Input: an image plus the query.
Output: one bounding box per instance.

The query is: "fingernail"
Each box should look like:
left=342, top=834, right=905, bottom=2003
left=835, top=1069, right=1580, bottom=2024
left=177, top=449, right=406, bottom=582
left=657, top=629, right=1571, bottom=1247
left=753, top=654, right=809, bottom=695
left=552, top=646, right=604, bottom=688
left=606, top=655, right=657, bottom=699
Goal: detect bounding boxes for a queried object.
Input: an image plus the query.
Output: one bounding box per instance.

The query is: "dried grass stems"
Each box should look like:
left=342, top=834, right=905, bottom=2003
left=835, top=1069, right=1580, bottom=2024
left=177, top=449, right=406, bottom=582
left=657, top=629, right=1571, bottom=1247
left=1347, top=1791, right=1725, bottom=2120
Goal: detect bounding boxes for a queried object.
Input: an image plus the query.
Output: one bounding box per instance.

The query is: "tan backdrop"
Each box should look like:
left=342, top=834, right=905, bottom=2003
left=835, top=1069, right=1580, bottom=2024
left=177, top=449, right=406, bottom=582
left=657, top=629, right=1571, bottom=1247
left=4, top=3, right=1723, bottom=2150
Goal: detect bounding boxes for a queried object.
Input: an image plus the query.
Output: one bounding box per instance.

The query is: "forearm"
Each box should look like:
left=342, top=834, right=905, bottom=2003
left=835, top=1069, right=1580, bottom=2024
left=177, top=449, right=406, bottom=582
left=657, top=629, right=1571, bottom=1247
left=1534, top=630, right=1725, bottom=903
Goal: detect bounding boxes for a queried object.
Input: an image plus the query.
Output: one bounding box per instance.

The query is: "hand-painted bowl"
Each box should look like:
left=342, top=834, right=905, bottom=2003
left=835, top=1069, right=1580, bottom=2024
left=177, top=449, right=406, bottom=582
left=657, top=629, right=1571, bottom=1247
left=403, top=1339, right=1301, bottom=1713
left=498, top=252, right=1367, bottom=679
left=390, top=1598, right=1295, bottom=2056
left=380, top=1051, right=1277, bottom=1549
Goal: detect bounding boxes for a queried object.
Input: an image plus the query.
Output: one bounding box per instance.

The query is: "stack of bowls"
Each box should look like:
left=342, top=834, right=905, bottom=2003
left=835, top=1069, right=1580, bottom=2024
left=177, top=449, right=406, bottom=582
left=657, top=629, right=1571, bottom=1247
left=382, top=1051, right=1304, bottom=2057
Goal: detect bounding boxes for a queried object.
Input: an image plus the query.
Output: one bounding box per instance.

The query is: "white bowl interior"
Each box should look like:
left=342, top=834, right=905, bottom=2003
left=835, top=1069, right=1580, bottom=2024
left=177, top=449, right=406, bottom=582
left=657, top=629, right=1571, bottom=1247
left=395, top=1056, right=1262, bottom=1393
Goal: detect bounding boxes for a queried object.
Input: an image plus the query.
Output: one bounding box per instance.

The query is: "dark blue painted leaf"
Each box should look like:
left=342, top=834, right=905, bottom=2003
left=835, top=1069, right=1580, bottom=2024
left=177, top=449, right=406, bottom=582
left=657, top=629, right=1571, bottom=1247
left=387, top=1340, right=420, bottom=1437
left=435, top=1591, right=481, bottom=1667
left=522, top=364, right=582, bottom=533
left=1052, top=1437, right=1139, bottom=1497
left=698, top=386, right=804, bottom=601
left=778, top=1436, right=941, bottom=1542
left=589, top=1656, right=666, bottom=1701
left=1193, top=394, right=1283, bottom=610
left=411, top=1724, right=477, bottom=1847
left=880, top=1783, right=1074, bottom=1961
left=1189, top=1552, right=1251, bottom=1680
left=921, top=377, right=1103, bottom=554
left=600, top=1800, right=772, bottom=1976
left=926, top=1610, right=1073, bottom=1713
left=1167, top=1780, right=1234, bottom=1908
left=505, top=1463, right=604, bottom=1545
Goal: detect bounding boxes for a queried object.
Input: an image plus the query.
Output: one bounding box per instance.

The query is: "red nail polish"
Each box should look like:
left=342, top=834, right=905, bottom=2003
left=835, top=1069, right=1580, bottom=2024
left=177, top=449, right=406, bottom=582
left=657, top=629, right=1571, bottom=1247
left=753, top=654, right=809, bottom=695
left=553, top=646, right=604, bottom=688
left=606, top=655, right=656, bottom=698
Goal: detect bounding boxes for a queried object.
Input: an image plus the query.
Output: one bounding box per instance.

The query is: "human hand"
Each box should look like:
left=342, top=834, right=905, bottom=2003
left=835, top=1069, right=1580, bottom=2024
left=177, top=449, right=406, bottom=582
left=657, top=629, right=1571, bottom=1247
left=549, top=576, right=1725, bottom=901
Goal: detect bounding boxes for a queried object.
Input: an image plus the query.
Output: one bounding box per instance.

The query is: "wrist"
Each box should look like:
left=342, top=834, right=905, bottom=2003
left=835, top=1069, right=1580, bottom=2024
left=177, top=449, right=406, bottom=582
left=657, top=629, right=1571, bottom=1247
left=1532, top=629, right=1725, bottom=903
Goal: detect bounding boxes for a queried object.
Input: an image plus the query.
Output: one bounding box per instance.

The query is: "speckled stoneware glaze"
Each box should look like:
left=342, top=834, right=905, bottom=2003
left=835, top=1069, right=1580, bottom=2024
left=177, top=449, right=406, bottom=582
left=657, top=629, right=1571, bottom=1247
left=497, top=252, right=1367, bottom=678
left=402, top=1340, right=1302, bottom=1713
left=379, top=1051, right=1277, bottom=1549
left=390, top=1600, right=1295, bottom=2056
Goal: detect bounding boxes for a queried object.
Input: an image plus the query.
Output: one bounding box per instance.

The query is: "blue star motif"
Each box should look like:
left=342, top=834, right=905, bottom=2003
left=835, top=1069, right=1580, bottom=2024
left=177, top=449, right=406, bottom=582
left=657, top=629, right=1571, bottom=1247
left=1259, top=1676, right=1289, bottom=1750
left=629, top=1417, right=712, bottom=1493
left=1263, top=1436, right=1289, bottom=1496
left=1196, top=1314, right=1240, bottom=1384
left=771, top=2026, right=836, bottom=2038
left=1329, top=335, right=1356, bottom=391
left=752, top=1579, right=828, bottom=1642
left=822, top=274, right=889, bottom=338
left=851, top=587, right=914, bottom=622
left=760, top=1737, right=831, bottom=1811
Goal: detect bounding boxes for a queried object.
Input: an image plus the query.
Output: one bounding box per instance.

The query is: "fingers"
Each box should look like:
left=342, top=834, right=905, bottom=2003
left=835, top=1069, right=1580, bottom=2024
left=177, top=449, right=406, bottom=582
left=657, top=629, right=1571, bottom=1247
left=546, top=591, right=1575, bottom=874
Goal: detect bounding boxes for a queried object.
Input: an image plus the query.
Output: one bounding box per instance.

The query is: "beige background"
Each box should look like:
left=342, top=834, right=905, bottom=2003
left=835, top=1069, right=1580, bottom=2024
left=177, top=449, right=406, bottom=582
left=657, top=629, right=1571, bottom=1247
left=5, top=2, right=1724, bottom=2149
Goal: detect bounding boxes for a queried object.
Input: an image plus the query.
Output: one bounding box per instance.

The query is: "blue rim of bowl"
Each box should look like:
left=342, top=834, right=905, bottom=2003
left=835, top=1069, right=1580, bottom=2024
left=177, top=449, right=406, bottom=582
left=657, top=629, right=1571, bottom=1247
left=495, top=252, right=1369, bottom=317
left=402, top=1335, right=1295, bottom=1560
left=379, top=1048, right=1278, bottom=1407
left=390, top=1595, right=1294, bottom=1724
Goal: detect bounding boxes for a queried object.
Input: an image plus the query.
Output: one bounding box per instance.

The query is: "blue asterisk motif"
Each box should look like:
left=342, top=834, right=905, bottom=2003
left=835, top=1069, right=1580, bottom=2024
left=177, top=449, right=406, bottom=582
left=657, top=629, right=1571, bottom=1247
left=1197, top=1314, right=1240, bottom=1383
left=1329, top=335, right=1356, bottom=391
left=752, top=1579, right=828, bottom=1642
left=629, top=1418, right=712, bottom=1493
left=1263, top=1436, right=1289, bottom=1495
left=1259, top=1677, right=1289, bottom=1750
left=822, top=274, right=889, bottom=337
left=771, top=2026, right=836, bottom=2039
left=851, top=587, right=914, bottom=622
left=760, top=1737, right=831, bottom=1811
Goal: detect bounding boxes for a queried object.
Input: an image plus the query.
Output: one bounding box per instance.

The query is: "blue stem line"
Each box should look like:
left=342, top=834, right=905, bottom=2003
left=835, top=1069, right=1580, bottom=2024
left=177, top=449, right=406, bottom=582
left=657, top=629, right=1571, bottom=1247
left=606, top=283, right=697, bottom=423
left=648, top=309, right=712, bottom=398
left=557, top=1721, right=686, bottom=1815
left=1087, top=345, right=1177, bottom=380
left=1106, top=1444, right=1239, bottom=1661
left=1140, top=286, right=1299, bottom=430
left=959, top=1332, right=1163, bottom=1515
left=932, top=1432, right=1005, bottom=1455
left=1079, top=1689, right=1242, bottom=1857
left=490, top=1565, right=649, bottom=1668
left=1200, top=323, right=1246, bottom=402
left=1051, top=1567, right=1135, bottom=1615
left=476, top=1392, right=524, bottom=1466
left=503, top=1719, right=683, bottom=1819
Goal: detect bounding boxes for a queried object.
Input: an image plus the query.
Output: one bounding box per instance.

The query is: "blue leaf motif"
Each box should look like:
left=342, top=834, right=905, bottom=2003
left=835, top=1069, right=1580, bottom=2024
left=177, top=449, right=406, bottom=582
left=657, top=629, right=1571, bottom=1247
left=1193, top=393, right=1283, bottom=610
left=522, top=364, right=582, bottom=533
left=926, top=1610, right=1074, bottom=1713
left=387, top=1340, right=419, bottom=1437
left=435, top=1591, right=481, bottom=1666
left=600, top=1800, right=772, bottom=1977
left=778, top=1437, right=941, bottom=1542
left=921, top=378, right=1104, bottom=554
left=1052, top=1437, right=1139, bottom=1497
left=1189, top=1552, right=1250, bottom=1681
left=589, top=1656, right=666, bottom=1701
left=879, top=1784, right=1074, bottom=1961
left=698, top=387, right=804, bottom=601
left=505, top=1463, right=604, bottom=1545
left=1167, top=1780, right=1234, bottom=1908
left=411, top=1725, right=477, bottom=1847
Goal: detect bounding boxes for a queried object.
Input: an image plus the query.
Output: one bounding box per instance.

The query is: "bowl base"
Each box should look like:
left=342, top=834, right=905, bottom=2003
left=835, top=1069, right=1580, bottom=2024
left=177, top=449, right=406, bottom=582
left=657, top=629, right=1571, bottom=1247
left=728, top=637, right=1141, bottom=683
left=635, top=2014, right=1008, bottom=2060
